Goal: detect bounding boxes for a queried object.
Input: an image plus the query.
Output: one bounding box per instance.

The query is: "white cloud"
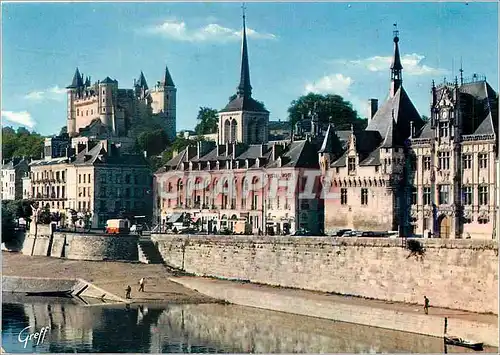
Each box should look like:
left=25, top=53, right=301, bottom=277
left=146, top=20, right=276, bottom=42
left=25, top=85, right=66, bottom=102
left=342, top=53, right=448, bottom=76
left=304, top=74, right=353, bottom=96
left=2, top=110, right=36, bottom=128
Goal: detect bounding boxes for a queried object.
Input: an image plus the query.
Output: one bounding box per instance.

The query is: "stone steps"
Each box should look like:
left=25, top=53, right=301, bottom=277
left=138, top=239, right=165, bottom=264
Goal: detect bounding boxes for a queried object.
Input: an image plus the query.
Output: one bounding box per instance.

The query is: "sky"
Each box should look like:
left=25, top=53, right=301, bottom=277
left=1, top=1, right=498, bottom=136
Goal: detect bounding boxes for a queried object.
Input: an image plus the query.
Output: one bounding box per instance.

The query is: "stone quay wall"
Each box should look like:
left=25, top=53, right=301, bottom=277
left=151, top=235, right=498, bottom=315
left=22, top=226, right=139, bottom=262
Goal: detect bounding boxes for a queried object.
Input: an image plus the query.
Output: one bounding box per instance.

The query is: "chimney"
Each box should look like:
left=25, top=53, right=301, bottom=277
left=369, top=99, right=378, bottom=120
left=272, top=143, right=284, bottom=161
left=260, top=144, right=268, bottom=157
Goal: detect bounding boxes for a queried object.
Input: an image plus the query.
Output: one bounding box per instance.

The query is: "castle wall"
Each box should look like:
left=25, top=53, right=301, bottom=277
left=152, top=234, right=498, bottom=314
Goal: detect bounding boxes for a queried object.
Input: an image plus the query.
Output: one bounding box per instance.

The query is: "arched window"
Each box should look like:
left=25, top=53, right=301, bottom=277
left=241, top=178, right=247, bottom=209
left=224, top=120, right=231, bottom=143
left=230, top=120, right=238, bottom=143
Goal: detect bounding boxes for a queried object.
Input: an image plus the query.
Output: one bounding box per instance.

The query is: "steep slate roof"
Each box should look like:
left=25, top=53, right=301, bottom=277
left=73, top=142, right=149, bottom=167
left=164, top=65, right=175, bottom=87
left=101, top=76, right=117, bottom=84
left=415, top=80, right=498, bottom=140
left=67, top=68, right=84, bottom=89
left=2, top=158, right=29, bottom=169
left=137, top=71, right=148, bottom=90
left=220, top=96, right=269, bottom=113
left=330, top=130, right=383, bottom=167
left=366, top=86, right=424, bottom=148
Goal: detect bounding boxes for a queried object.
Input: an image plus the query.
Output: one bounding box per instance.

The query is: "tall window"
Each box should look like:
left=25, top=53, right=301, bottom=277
left=462, top=186, right=473, bottom=205
left=423, top=187, right=431, bottom=205
left=438, top=185, right=450, bottom=205
left=479, top=186, right=489, bottom=205
left=438, top=122, right=449, bottom=138
left=361, top=188, right=368, bottom=205
left=348, top=157, right=356, bottom=174
left=479, top=153, right=488, bottom=169
left=438, top=152, right=450, bottom=170
left=340, top=188, right=348, bottom=205
left=411, top=187, right=417, bottom=205
left=462, top=155, right=472, bottom=169
left=423, top=156, right=431, bottom=170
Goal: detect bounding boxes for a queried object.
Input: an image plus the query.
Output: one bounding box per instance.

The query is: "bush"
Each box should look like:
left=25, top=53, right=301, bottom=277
left=406, top=239, right=425, bottom=259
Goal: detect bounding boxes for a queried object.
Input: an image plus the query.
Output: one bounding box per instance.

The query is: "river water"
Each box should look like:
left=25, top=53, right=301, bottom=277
left=2, top=294, right=496, bottom=353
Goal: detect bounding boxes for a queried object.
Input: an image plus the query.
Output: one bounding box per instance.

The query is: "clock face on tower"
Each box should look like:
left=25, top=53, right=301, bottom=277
left=441, top=110, right=449, bottom=119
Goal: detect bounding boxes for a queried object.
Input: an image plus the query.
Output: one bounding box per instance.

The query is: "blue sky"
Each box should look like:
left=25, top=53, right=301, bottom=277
left=2, top=2, right=498, bottom=136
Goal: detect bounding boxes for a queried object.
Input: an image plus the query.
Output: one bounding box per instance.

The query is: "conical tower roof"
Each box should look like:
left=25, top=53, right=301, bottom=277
left=164, top=65, right=175, bottom=87
left=67, top=68, right=84, bottom=89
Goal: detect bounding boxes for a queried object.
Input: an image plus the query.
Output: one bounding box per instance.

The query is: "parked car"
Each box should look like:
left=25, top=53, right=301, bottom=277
left=293, top=228, right=313, bottom=236
left=335, top=229, right=351, bottom=236
left=341, top=230, right=357, bottom=237
left=360, top=231, right=388, bottom=238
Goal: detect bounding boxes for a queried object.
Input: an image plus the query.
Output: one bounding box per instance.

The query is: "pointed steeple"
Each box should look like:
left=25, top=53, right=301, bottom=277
left=67, top=67, right=84, bottom=89
left=164, top=65, right=175, bottom=87
left=390, top=24, right=403, bottom=97
left=236, top=5, right=252, bottom=99
left=138, top=71, right=148, bottom=90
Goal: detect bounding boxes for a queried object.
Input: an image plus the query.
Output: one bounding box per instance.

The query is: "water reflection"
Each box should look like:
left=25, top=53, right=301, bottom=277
left=2, top=294, right=496, bottom=353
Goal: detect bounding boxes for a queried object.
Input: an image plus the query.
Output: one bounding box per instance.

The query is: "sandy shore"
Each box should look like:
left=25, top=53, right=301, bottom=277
left=2, top=252, right=217, bottom=304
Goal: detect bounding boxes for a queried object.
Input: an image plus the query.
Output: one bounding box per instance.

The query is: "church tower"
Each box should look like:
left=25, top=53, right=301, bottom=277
left=218, top=7, right=269, bottom=145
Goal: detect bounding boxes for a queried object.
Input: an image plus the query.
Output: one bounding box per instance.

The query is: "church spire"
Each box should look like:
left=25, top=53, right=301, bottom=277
left=237, top=4, right=252, bottom=99
left=390, top=24, right=403, bottom=97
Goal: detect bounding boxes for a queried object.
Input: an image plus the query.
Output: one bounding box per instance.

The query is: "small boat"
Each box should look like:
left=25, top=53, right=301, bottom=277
left=444, top=336, right=483, bottom=351
left=25, top=290, right=73, bottom=298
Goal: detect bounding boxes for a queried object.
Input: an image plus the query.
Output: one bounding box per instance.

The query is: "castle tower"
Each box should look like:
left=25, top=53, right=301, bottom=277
left=218, top=7, right=269, bottom=145
left=150, top=65, right=177, bottom=142
left=66, top=68, right=84, bottom=137
left=99, top=77, right=117, bottom=135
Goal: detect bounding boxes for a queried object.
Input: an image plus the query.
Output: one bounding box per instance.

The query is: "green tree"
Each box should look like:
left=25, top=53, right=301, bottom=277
left=287, top=93, right=367, bottom=131
left=137, top=129, right=169, bottom=157
left=194, top=107, right=218, bottom=135
left=2, top=126, right=44, bottom=161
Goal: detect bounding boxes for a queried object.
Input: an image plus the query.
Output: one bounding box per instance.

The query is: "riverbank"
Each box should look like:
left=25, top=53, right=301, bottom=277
left=1, top=252, right=216, bottom=305
left=170, top=276, right=499, bottom=347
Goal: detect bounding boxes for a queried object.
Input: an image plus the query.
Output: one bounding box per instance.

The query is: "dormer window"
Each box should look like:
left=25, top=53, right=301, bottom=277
left=348, top=157, right=356, bottom=174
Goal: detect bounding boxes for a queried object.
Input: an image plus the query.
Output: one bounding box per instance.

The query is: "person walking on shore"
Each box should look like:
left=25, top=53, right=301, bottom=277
left=125, top=285, right=131, bottom=299
left=424, top=296, right=430, bottom=314
left=138, top=278, right=145, bottom=292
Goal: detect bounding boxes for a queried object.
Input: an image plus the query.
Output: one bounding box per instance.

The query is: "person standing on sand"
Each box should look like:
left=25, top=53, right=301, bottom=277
left=138, top=278, right=145, bottom=292
left=424, top=296, right=430, bottom=314
left=125, top=285, right=131, bottom=299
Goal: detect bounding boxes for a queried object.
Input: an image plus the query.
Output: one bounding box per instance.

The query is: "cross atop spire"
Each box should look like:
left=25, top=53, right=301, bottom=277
left=237, top=3, right=252, bottom=99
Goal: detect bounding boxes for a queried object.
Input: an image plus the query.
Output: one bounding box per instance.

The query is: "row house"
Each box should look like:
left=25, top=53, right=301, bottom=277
left=27, top=138, right=152, bottom=228
left=154, top=140, right=323, bottom=235
left=1, top=158, right=30, bottom=200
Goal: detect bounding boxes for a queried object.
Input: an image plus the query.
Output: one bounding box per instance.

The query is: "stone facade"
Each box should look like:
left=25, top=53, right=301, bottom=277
left=152, top=234, right=498, bottom=314
left=319, top=31, right=498, bottom=239
left=66, top=66, right=176, bottom=141
left=28, top=139, right=152, bottom=228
